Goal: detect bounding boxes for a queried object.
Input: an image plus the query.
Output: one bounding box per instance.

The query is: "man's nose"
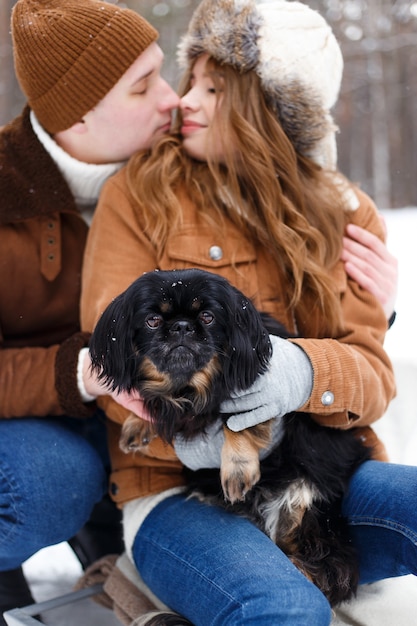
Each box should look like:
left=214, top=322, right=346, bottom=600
left=159, top=79, right=180, bottom=111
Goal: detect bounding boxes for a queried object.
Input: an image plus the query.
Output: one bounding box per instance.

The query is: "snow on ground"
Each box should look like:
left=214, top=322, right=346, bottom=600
left=380, top=208, right=417, bottom=367
left=373, top=208, right=417, bottom=464
left=23, top=542, right=120, bottom=625
left=19, top=208, right=417, bottom=625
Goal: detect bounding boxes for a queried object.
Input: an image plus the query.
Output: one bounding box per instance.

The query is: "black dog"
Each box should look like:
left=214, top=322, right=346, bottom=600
left=89, top=268, right=370, bottom=606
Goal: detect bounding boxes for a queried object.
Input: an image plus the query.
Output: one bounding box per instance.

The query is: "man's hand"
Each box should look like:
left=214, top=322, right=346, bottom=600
left=341, top=218, right=398, bottom=321
left=109, top=388, right=152, bottom=420
left=81, top=348, right=151, bottom=418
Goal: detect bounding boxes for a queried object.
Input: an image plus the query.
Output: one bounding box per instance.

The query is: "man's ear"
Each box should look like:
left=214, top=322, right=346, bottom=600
left=53, top=115, right=92, bottom=158
left=54, top=118, right=87, bottom=147
left=67, top=119, right=88, bottom=134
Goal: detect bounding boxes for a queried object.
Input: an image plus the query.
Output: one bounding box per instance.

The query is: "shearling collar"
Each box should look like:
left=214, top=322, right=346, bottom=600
left=0, top=106, right=77, bottom=225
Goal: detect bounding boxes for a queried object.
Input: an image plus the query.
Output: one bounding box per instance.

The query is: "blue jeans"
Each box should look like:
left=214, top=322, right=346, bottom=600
left=132, top=461, right=417, bottom=625
left=0, top=415, right=108, bottom=570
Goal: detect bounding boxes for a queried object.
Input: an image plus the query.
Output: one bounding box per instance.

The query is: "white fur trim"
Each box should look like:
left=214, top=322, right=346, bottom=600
left=77, top=347, right=97, bottom=403
left=255, top=1, right=343, bottom=170
left=256, top=1, right=343, bottom=111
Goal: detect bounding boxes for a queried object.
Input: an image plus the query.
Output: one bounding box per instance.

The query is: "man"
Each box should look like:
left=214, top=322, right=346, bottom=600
left=0, top=0, right=178, bottom=620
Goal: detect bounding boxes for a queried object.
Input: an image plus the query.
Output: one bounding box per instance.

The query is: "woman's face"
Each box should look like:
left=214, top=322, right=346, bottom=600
left=179, top=54, right=224, bottom=162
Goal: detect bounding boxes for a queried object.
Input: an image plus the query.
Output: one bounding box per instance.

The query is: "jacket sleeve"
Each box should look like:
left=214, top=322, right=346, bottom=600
left=0, top=331, right=93, bottom=418
left=291, top=188, right=396, bottom=428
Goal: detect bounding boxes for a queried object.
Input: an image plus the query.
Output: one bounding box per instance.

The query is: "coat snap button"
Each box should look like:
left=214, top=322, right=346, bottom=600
left=321, top=391, right=334, bottom=406
left=209, top=245, right=223, bottom=261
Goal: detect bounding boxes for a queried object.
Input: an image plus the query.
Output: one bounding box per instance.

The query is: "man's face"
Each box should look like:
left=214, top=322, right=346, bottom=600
left=72, top=43, right=179, bottom=163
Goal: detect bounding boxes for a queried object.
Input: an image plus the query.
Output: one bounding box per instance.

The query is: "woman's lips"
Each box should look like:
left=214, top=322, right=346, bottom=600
left=181, top=121, right=204, bottom=134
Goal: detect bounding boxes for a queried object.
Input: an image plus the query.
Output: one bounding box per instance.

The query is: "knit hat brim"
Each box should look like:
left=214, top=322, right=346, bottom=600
left=12, top=0, right=158, bottom=133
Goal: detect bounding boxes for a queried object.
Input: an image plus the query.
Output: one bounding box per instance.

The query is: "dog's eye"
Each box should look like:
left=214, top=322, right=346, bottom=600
left=199, top=311, right=214, bottom=325
left=146, top=314, right=163, bottom=329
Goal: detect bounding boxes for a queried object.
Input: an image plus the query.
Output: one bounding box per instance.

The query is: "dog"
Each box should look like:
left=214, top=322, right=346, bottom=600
left=89, top=268, right=370, bottom=606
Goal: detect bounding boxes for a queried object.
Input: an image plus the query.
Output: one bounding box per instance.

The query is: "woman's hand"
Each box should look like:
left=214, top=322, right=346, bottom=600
left=341, top=216, right=398, bottom=320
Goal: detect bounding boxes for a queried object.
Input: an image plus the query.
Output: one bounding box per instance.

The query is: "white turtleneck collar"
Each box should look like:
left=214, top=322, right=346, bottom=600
left=30, top=111, right=125, bottom=223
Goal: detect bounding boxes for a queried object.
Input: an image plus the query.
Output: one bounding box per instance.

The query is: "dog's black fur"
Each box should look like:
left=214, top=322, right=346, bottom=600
left=89, top=268, right=370, bottom=606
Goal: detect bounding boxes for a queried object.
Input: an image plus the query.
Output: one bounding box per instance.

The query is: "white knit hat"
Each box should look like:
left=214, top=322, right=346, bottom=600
left=178, top=0, right=343, bottom=170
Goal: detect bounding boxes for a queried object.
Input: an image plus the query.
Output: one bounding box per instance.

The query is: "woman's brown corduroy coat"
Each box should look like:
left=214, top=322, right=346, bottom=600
left=81, top=167, right=396, bottom=507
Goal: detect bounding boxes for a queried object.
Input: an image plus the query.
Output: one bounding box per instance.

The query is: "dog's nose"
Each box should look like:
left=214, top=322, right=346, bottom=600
left=170, top=320, right=194, bottom=334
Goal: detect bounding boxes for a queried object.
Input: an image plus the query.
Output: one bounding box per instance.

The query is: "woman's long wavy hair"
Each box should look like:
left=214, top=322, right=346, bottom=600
left=126, top=57, right=354, bottom=334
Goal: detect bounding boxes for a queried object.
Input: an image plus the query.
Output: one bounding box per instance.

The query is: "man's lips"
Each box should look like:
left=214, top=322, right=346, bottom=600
left=157, top=121, right=172, bottom=134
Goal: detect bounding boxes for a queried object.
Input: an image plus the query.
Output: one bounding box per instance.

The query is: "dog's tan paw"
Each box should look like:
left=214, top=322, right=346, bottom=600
left=220, top=426, right=263, bottom=503
left=220, top=458, right=261, bottom=504
left=119, top=413, right=156, bottom=454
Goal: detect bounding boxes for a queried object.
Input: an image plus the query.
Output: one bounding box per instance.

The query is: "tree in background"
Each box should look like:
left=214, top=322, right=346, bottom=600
left=308, top=0, right=417, bottom=209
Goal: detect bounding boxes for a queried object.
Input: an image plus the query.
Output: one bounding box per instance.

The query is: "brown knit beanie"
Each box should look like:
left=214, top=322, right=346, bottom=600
left=11, top=0, right=158, bottom=133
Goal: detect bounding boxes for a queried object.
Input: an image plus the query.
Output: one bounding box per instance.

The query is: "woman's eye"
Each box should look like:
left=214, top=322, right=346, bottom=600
left=199, top=311, right=214, bottom=325
left=146, top=314, right=163, bottom=329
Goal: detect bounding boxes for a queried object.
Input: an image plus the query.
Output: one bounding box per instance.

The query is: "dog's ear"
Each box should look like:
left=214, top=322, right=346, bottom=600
left=221, top=290, right=272, bottom=393
left=89, top=292, right=138, bottom=392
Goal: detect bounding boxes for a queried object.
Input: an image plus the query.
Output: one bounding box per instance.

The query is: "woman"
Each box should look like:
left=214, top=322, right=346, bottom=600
left=81, top=2, right=413, bottom=624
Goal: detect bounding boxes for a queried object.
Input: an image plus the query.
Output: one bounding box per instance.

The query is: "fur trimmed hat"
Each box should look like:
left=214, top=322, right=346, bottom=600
left=177, top=0, right=343, bottom=170
left=11, top=0, right=158, bottom=134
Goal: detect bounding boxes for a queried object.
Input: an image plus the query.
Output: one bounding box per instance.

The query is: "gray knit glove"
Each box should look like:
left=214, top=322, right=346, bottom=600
left=175, top=421, right=224, bottom=469
left=223, top=335, right=313, bottom=431
left=174, top=415, right=286, bottom=470
left=174, top=335, right=313, bottom=470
